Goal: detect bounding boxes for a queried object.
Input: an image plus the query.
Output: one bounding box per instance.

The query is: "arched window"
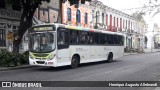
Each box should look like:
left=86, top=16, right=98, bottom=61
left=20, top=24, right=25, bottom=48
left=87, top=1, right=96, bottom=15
left=106, top=14, right=108, bottom=26
left=126, top=20, right=127, bottom=29
left=102, top=13, right=104, bottom=24
left=114, top=17, right=115, bottom=27
left=76, top=9, right=81, bottom=23
left=128, top=20, right=130, bottom=30
left=110, top=15, right=112, bottom=31
left=85, top=13, right=88, bottom=24
left=117, top=18, right=119, bottom=28
left=120, top=18, right=122, bottom=30
left=67, top=8, right=71, bottom=21
left=123, top=19, right=125, bottom=28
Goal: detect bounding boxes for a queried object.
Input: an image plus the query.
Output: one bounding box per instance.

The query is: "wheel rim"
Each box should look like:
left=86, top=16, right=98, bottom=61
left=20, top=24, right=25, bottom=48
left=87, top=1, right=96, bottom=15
left=71, top=57, right=79, bottom=68
left=72, top=58, right=78, bottom=66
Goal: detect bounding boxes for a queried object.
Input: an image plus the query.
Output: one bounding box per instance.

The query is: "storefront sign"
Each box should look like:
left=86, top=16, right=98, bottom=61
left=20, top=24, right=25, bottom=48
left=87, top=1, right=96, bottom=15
left=0, top=9, right=21, bottom=21
left=6, top=31, right=13, bottom=41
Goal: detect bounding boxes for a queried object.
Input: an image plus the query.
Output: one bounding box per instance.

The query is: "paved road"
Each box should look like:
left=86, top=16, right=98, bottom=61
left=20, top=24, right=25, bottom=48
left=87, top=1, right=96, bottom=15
left=1, top=52, right=160, bottom=90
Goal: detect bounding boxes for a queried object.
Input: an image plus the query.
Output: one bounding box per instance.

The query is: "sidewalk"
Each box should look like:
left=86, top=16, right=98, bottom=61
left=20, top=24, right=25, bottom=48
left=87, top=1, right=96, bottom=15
left=0, top=65, right=35, bottom=71
left=124, top=52, right=138, bottom=56
left=0, top=52, right=147, bottom=71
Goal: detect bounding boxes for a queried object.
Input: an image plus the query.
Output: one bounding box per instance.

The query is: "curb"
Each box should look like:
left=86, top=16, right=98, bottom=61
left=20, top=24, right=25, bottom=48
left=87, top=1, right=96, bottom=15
left=123, top=53, right=138, bottom=56
left=0, top=65, right=36, bottom=71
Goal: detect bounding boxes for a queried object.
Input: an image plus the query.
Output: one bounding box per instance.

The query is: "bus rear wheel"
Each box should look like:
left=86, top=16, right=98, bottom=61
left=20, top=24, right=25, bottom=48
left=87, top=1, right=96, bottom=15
left=107, top=53, right=113, bottom=63
left=71, top=56, right=79, bottom=69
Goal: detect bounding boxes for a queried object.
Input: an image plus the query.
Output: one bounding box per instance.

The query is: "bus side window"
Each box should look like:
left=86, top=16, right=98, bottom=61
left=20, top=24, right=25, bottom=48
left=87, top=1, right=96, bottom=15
left=79, top=31, right=88, bottom=44
left=92, top=33, right=98, bottom=44
left=70, top=30, right=79, bottom=44
left=58, top=32, right=65, bottom=45
left=58, top=28, right=69, bottom=49
left=118, top=35, right=124, bottom=45
left=113, top=35, right=118, bottom=44
left=58, top=28, right=69, bottom=45
left=89, top=33, right=93, bottom=44
left=105, top=34, right=108, bottom=44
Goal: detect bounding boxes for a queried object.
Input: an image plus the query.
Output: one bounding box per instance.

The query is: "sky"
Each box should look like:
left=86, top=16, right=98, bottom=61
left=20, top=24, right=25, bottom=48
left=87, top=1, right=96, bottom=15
left=98, top=0, right=147, bottom=11
left=98, top=0, right=160, bottom=26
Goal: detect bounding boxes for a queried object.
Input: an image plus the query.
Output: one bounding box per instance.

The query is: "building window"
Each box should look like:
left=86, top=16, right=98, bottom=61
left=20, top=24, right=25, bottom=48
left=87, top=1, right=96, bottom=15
left=114, top=17, right=115, bottom=27
left=110, top=15, right=112, bottom=31
left=106, top=14, right=108, bottom=26
left=123, top=19, right=125, bottom=28
left=0, top=23, right=6, bottom=46
left=120, top=18, right=122, bottom=30
left=12, top=0, right=21, bottom=11
left=92, top=10, right=94, bottom=21
left=0, top=0, right=5, bottom=8
left=67, top=8, right=71, bottom=21
left=85, top=13, right=88, bottom=24
left=117, top=18, right=119, bottom=28
left=126, top=20, right=127, bottom=29
left=0, top=29, right=6, bottom=46
left=76, top=9, right=81, bottom=23
left=102, top=13, right=104, bottom=25
left=131, top=22, right=132, bottom=30
left=128, top=20, right=130, bottom=30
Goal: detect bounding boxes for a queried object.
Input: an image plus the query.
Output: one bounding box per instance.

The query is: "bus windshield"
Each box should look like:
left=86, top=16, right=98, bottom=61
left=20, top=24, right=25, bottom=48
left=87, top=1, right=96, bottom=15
left=29, top=32, right=55, bottom=53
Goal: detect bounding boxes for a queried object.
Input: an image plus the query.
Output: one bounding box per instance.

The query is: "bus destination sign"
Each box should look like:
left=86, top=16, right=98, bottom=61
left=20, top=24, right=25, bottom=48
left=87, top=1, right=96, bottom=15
left=33, top=26, right=53, bottom=31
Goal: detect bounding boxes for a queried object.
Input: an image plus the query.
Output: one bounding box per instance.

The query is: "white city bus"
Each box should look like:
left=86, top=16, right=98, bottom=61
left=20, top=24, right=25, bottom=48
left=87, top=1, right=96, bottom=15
left=29, top=23, right=124, bottom=68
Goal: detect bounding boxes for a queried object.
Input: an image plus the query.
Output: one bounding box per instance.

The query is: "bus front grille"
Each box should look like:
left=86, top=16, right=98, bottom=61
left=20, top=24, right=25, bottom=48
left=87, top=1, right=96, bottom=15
left=36, top=61, right=45, bottom=64
left=33, top=53, right=49, bottom=57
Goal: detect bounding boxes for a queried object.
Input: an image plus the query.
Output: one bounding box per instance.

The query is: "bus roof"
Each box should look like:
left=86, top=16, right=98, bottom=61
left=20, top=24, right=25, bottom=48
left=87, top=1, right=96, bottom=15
left=32, top=23, right=124, bottom=36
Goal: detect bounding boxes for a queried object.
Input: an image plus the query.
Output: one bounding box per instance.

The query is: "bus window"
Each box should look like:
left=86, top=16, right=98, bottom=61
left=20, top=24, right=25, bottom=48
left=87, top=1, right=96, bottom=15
left=108, top=34, right=112, bottom=44
left=118, top=35, right=124, bottom=45
left=58, top=32, right=65, bottom=44
left=79, top=31, right=89, bottom=44
left=89, top=33, right=93, bottom=44
left=92, top=33, right=98, bottom=44
left=113, top=35, right=118, bottom=44
left=58, top=28, right=69, bottom=45
left=104, top=34, right=108, bottom=44
left=70, top=30, right=79, bottom=44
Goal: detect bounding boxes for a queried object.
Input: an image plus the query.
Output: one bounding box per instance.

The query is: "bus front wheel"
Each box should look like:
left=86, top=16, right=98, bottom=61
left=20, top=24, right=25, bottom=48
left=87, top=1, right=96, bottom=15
left=107, top=53, right=113, bottom=63
left=71, top=55, right=79, bottom=69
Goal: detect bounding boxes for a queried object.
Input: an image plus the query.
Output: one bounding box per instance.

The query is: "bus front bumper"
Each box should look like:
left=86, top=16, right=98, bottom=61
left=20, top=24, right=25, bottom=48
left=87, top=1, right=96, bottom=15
left=29, top=58, right=57, bottom=67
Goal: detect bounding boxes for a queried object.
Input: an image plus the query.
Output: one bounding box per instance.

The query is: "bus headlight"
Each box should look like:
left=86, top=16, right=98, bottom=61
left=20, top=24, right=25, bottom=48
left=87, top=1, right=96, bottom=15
left=29, top=54, right=34, bottom=59
left=48, top=54, right=55, bottom=61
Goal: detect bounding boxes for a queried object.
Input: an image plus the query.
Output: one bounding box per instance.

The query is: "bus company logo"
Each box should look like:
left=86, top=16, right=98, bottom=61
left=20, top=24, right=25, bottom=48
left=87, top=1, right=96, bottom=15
left=2, top=82, right=11, bottom=87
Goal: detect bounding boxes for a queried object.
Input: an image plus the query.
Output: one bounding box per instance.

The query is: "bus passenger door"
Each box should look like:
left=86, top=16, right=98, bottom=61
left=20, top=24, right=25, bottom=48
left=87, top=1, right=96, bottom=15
left=57, top=28, right=70, bottom=64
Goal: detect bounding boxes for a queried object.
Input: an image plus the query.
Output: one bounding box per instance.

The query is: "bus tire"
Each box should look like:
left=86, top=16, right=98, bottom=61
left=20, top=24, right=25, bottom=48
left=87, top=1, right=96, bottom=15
left=107, top=53, right=113, bottom=63
left=71, top=55, right=79, bottom=69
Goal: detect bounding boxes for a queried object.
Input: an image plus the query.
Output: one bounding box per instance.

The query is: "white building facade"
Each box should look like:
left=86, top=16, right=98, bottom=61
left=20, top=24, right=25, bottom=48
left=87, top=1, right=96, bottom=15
left=90, top=0, right=146, bottom=52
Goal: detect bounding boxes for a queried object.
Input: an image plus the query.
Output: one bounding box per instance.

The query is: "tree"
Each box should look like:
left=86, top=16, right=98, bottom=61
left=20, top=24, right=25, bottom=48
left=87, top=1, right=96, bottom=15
left=12, top=0, right=50, bottom=53
left=131, top=11, right=145, bottom=21
left=12, top=0, right=91, bottom=53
